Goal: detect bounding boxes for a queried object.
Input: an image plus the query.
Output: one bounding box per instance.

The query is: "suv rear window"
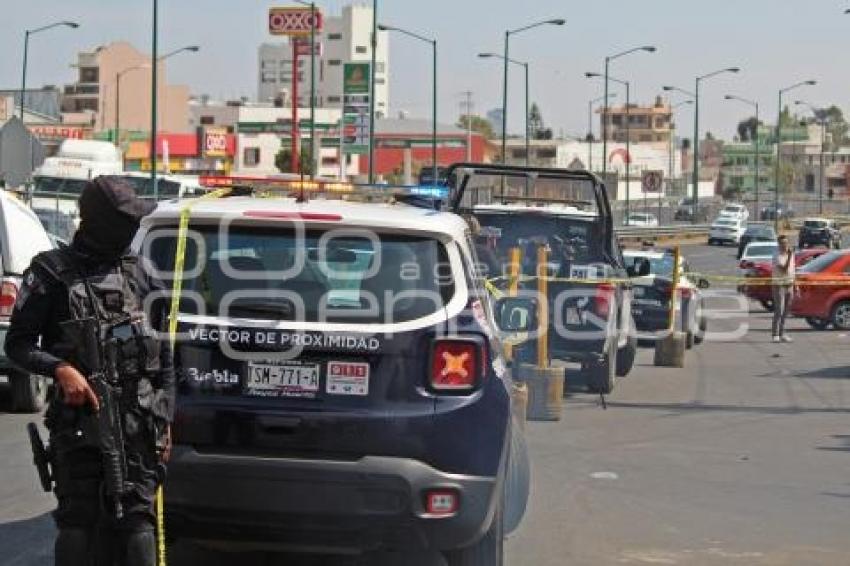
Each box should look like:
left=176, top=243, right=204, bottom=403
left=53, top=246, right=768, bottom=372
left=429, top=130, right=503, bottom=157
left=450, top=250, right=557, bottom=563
left=147, top=225, right=456, bottom=324
left=804, top=220, right=828, bottom=229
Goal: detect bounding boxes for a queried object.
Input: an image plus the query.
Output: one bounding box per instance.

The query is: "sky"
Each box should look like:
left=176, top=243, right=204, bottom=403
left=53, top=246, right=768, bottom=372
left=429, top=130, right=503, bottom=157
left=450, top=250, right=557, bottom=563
left=3, top=0, right=849, bottom=141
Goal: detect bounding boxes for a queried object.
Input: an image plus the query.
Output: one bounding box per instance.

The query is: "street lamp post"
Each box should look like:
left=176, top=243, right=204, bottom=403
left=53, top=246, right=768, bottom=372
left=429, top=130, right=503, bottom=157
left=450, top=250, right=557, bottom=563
left=588, top=93, right=616, bottom=172
left=294, top=0, right=318, bottom=179
left=668, top=99, right=693, bottom=208
left=368, top=0, right=377, bottom=183
left=20, top=21, right=79, bottom=120
left=774, top=80, right=816, bottom=230
left=115, top=65, right=149, bottom=148
left=795, top=100, right=826, bottom=215
left=587, top=73, right=631, bottom=220
left=381, top=25, right=437, bottom=185
left=499, top=18, right=564, bottom=164
left=665, top=67, right=739, bottom=223
left=601, top=46, right=656, bottom=179
left=724, top=94, right=760, bottom=217
left=479, top=53, right=529, bottom=165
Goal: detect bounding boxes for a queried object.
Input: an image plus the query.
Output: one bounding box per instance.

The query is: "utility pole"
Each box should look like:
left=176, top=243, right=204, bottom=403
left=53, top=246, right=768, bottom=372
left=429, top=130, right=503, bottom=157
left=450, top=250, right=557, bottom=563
left=460, top=91, right=474, bottom=161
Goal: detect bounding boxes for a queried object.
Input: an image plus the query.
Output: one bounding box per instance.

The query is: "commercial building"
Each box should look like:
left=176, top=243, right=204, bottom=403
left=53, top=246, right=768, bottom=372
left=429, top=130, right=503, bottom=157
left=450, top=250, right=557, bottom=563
left=123, top=129, right=236, bottom=175
left=0, top=87, right=95, bottom=156
left=61, top=42, right=190, bottom=137
left=600, top=96, right=673, bottom=144
left=257, top=3, right=389, bottom=117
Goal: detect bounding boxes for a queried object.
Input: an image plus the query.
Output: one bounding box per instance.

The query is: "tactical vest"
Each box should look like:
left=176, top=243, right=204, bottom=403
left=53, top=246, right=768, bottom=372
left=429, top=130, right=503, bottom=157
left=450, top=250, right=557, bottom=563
left=33, top=248, right=161, bottom=380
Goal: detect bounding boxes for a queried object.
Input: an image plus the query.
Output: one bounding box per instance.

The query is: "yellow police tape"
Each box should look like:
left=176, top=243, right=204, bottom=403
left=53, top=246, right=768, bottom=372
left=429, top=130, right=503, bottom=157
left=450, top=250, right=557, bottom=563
left=160, top=187, right=231, bottom=566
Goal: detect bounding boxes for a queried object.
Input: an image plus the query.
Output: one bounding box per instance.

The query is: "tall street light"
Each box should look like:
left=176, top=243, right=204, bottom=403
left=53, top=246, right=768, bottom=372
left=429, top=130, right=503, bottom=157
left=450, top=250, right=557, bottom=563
left=587, top=93, right=617, bottom=172
left=724, top=94, right=760, bottom=216
left=587, top=72, right=633, bottom=219
left=665, top=66, right=740, bottom=223
left=774, top=80, right=816, bottom=230
left=669, top=99, right=693, bottom=199
left=601, top=46, right=656, bottom=178
left=20, top=20, right=79, bottom=120
left=294, top=0, right=318, bottom=179
left=381, top=24, right=437, bottom=185
left=479, top=53, right=529, bottom=165
left=500, top=18, right=565, bottom=163
left=795, top=100, right=826, bottom=215
left=150, top=44, right=200, bottom=198
left=115, top=64, right=150, bottom=147
left=368, top=0, right=378, bottom=183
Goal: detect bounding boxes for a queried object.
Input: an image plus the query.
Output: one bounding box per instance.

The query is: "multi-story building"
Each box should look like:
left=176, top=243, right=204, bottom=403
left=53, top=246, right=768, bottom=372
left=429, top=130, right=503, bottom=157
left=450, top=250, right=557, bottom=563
left=600, top=96, right=672, bottom=144
left=257, top=3, right=389, bottom=117
left=61, top=42, right=190, bottom=136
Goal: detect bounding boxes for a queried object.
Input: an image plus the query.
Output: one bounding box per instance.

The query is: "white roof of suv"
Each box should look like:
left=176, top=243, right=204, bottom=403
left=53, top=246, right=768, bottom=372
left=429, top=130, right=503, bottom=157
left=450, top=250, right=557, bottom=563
left=473, top=203, right=598, bottom=218
left=145, top=196, right=472, bottom=239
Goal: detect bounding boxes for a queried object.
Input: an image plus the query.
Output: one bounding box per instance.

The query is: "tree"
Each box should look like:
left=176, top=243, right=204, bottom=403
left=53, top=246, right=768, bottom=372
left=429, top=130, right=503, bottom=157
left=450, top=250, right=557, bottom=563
left=528, top=102, right=553, bottom=140
left=737, top=116, right=762, bottom=142
left=456, top=114, right=494, bottom=139
left=275, top=145, right=314, bottom=176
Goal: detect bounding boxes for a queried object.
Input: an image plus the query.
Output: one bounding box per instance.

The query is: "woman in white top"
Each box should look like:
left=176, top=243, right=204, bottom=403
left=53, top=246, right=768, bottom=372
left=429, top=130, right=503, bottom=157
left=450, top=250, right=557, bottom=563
left=771, top=235, right=795, bottom=342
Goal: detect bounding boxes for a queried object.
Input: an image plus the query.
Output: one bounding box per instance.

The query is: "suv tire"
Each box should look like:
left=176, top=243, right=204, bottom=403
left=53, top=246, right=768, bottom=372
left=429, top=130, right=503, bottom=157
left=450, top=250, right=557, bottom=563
left=443, top=491, right=504, bottom=566
left=504, top=425, right=530, bottom=535
left=10, top=370, right=47, bottom=413
left=616, top=319, right=638, bottom=377
left=586, top=339, right=616, bottom=394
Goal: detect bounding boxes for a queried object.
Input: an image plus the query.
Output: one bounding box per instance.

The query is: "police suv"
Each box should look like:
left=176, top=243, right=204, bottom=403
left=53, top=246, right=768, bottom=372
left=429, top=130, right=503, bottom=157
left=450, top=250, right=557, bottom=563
left=135, top=180, right=530, bottom=563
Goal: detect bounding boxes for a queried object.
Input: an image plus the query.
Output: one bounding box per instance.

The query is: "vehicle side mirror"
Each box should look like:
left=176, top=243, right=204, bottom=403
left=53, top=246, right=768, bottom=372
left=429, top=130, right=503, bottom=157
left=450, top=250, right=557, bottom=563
left=494, top=296, right=538, bottom=333
left=697, top=278, right=710, bottom=289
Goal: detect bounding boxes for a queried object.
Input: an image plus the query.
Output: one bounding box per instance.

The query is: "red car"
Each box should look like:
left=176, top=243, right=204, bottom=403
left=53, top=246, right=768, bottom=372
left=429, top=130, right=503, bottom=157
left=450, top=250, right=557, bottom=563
left=740, top=248, right=828, bottom=311
left=791, top=249, right=850, bottom=330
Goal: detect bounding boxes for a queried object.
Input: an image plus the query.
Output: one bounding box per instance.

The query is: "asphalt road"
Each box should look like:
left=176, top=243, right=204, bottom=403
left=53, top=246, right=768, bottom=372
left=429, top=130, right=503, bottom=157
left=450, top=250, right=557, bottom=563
left=2, top=243, right=849, bottom=566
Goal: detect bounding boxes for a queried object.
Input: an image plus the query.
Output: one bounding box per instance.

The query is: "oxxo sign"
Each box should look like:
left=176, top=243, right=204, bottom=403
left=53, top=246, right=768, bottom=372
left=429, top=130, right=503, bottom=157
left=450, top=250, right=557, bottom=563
left=269, top=7, right=324, bottom=36
left=202, top=128, right=228, bottom=158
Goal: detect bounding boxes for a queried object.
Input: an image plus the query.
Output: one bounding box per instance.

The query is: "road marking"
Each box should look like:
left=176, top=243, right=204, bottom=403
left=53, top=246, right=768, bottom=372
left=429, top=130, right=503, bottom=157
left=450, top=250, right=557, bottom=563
left=590, top=471, right=619, bottom=480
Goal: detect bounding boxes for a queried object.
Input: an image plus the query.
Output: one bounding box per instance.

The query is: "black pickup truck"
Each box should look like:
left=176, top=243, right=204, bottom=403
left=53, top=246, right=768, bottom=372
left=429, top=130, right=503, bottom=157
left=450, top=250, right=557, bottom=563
left=450, top=163, right=639, bottom=394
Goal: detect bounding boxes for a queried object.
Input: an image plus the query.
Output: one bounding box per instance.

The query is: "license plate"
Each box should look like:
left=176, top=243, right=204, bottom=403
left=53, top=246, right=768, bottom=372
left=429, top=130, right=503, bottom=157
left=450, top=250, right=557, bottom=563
left=326, top=361, right=370, bottom=396
left=570, top=265, right=602, bottom=280
left=245, top=362, right=320, bottom=398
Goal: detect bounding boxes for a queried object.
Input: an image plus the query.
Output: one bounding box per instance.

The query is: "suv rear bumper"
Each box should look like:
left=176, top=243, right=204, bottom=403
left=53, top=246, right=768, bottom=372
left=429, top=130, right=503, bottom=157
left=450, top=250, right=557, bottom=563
left=165, top=447, right=498, bottom=553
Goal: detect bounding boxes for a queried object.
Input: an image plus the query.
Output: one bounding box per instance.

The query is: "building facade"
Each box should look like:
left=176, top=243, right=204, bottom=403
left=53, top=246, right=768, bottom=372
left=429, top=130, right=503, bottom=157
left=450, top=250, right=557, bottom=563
left=257, top=3, right=389, bottom=117
left=61, top=42, right=190, bottom=137
left=600, top=96, right=672, bottom=144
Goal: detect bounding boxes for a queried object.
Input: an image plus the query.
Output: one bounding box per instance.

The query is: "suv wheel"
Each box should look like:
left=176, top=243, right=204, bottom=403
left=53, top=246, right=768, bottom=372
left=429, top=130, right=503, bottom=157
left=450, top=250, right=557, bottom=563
left=831, top=301, right=850, bottom=331
left=10, top=371, right=48, bottom=413
left=616, top=318, right=638, bottom=377
left=586, top=340, right=616, bottom=394
left=443, top=491, right=504, bottom=566
left=504, top=426, right=530, bottom=535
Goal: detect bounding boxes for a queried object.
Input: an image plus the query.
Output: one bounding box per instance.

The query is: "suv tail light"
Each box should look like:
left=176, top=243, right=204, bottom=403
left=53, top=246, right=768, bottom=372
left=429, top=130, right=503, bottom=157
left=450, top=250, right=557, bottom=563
left=431, top=339, right=483, bottom=392
left=594, top=283, right=615, bottom=318
left=740, top=260, right=753, bottom=269
left=0, top=280, right=18, bottom=320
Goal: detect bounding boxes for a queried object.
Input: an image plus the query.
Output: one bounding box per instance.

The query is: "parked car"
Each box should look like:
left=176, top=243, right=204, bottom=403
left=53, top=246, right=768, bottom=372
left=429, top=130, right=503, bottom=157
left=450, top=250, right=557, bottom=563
left=798, top=217, right=841, bottom=249
left=623, top=248, right=708, bottom=348
left=739, top=248, right=829, bottom=311
left=760, top=203, right=795, bottom=221
left=144, top=179, right=530, bottom=563
left=623, top=212, right=659, bottom=227
left=674, top=198, right=710, bottom=222
left=738, top=241, right=779, bottom=273
left=708, top=217, right=746, bottom=246
left=718, top=203, right=749, bottom=221
left=0, top=191, right=55, bottom=412
left=737, top=224, right=777, bottom=259
left=792, top=250, right=850, bottom=330
left=460, top=163, right=637, bottom=395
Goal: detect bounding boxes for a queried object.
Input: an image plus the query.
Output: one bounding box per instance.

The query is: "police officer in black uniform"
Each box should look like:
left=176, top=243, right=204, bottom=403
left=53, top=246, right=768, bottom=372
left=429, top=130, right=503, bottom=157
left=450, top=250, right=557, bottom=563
left=5, top=176, right=174, bottom=566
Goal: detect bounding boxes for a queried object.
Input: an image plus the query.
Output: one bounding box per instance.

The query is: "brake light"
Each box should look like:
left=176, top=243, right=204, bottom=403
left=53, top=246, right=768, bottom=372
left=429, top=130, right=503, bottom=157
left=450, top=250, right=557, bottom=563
left=431, top=340, right=482, bottom=391
left=242, top=210, right=342, bottom=222
left=594, top=283, right=615, bottom=318
left=0, top=280, right=18, bottom=319
left=740, top=261, right=753, bottom=270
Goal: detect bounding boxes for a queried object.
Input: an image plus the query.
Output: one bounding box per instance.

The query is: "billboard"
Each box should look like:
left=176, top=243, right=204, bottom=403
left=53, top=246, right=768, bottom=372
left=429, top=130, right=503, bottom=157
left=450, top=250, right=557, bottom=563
left=269, top=7, right=324, bottom=36
left=202, top=127, right=229, bottom=158
left=343, top=62, right=371, bottom=155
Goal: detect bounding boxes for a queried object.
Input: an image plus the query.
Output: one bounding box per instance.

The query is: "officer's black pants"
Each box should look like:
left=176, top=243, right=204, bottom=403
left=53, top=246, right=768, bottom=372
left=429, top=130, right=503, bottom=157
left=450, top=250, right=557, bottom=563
left=52, top=446, right=159, bottom=566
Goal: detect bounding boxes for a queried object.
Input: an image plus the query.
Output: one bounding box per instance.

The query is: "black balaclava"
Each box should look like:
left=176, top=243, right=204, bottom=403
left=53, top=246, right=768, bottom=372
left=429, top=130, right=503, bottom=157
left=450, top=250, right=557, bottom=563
left=72, top=176, right=156, bottom=259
